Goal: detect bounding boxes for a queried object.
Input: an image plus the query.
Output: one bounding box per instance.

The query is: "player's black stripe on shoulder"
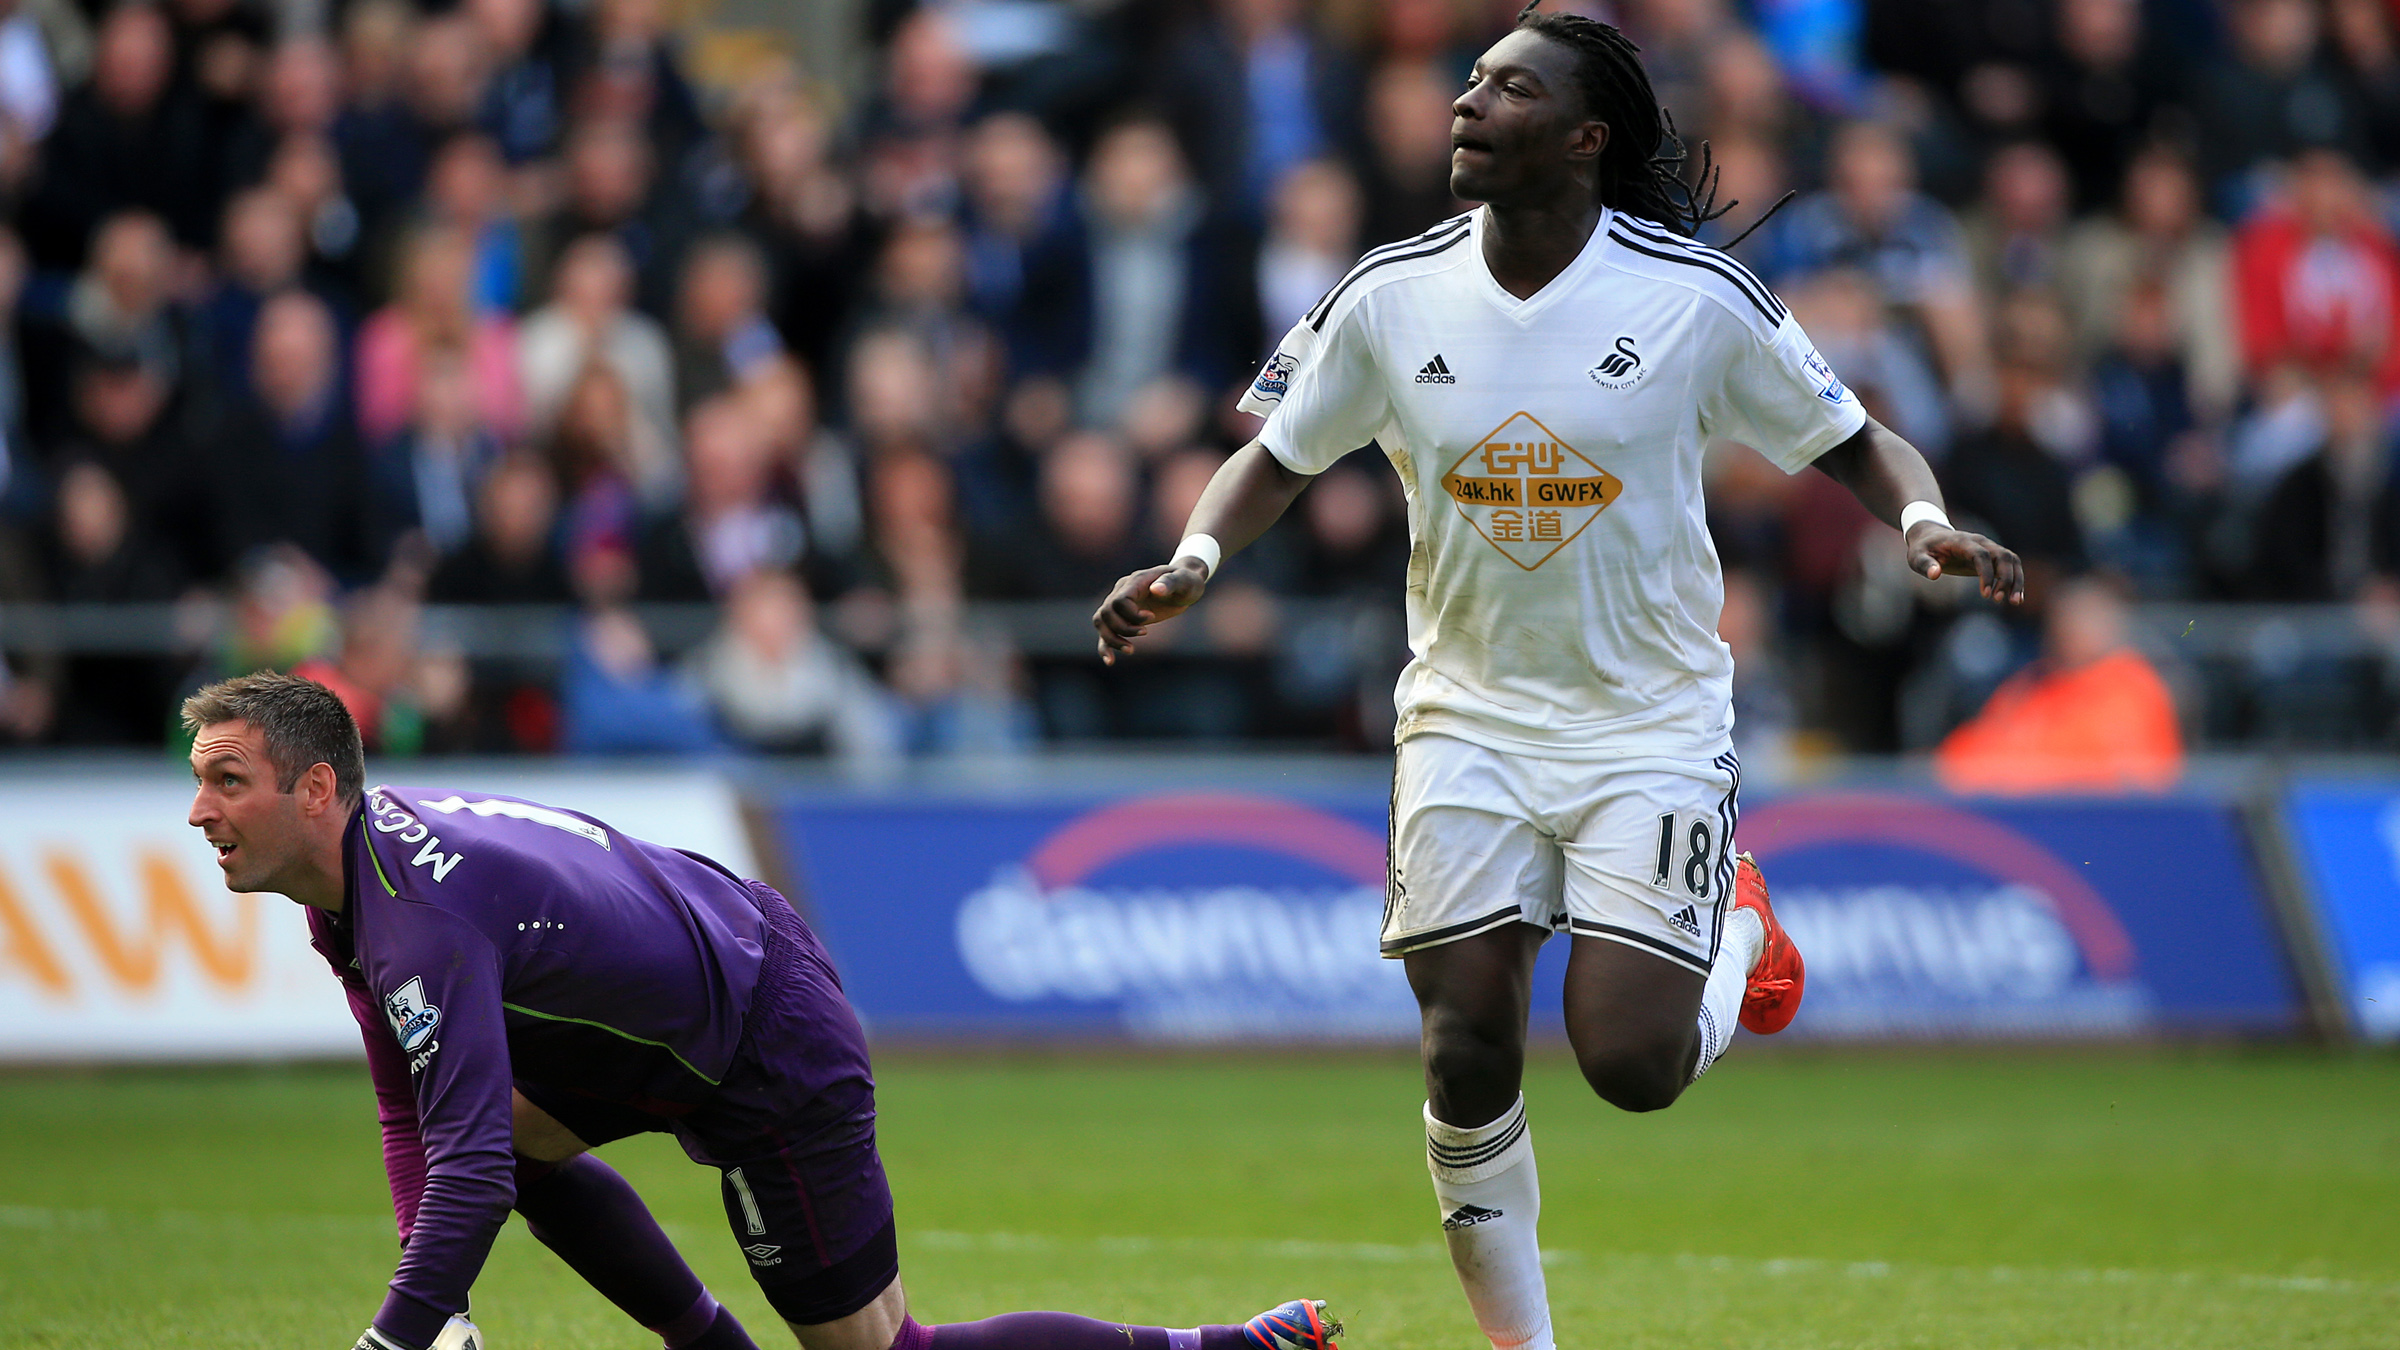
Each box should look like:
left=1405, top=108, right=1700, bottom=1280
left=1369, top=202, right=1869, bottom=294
left=1309, top=217, right=1469, bottom=303
left=1308, top=226, right=1473, bottom=331
left=1304, top=217, right=1472, bottom=326
left=1612, top=217, right=1786, bottom=321
left=1613, top=221, right=1787, bottom=324
left=1612, top=214, right=1782, bottom=298
left=1606, top=230, right=1781, bottom=325
left=1305, top=218, right=1473, bottom=327
left=1607, top=228, right=1780, bottom=323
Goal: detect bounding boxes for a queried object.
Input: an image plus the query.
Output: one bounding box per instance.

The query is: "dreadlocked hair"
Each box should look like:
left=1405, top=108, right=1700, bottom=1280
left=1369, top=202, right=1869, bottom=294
left=1514, top=2, right=1728, bottom=238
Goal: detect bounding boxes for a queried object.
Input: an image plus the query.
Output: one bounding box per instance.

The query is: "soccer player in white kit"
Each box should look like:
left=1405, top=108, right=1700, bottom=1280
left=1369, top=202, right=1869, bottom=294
left=1095, top=8, right=2024, bottom=1350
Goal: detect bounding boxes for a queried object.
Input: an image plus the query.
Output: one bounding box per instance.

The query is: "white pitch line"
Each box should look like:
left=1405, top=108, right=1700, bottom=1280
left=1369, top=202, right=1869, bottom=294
left=2, top=1207, right=2387, bottom=1299
left=904, top=1229, right=2399, bottom=1298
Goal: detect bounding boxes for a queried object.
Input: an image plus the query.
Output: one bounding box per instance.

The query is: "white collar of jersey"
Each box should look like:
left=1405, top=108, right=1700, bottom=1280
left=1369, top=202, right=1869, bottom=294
left=1468, top=204, right=1614, bottom=324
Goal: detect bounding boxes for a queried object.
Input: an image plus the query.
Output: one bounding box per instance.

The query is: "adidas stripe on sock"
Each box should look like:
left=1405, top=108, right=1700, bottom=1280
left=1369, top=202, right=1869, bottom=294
left=1426, top=1095, right=1552, bottom=1350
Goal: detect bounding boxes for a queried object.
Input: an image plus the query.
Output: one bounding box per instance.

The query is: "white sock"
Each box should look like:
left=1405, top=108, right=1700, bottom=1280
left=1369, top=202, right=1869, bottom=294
left=1426, top=1095, right=1553, bottom=1350
left=1690, top=906, right=1766, bottom=1084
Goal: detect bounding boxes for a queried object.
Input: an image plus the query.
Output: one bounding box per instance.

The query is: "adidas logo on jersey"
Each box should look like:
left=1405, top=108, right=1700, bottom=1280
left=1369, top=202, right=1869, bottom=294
left=1415, top=354, right=1456, bottom=384
left=1587, top=335, right=1646, bottom=389
left=1668, top=905, right=1702, bottom=936
left=1442, top=1204, right=1502, bottom=1230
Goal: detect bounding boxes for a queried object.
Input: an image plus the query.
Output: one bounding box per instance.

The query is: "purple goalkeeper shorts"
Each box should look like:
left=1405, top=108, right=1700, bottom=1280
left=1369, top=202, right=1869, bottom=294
left=519, top=880, right=897, bottom=1325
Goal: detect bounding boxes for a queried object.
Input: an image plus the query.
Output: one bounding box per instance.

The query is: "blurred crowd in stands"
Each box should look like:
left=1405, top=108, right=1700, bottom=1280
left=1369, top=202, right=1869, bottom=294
left=2, top=0, right=2399, bottom=774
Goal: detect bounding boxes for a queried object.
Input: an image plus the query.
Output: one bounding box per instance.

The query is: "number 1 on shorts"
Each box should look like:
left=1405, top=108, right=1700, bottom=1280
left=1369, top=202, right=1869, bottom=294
left=1652, top=813, right=1715, bottom=897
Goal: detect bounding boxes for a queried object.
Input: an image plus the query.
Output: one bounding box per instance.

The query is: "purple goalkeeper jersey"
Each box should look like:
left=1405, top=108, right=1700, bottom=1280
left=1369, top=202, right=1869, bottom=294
left=307, top=785, right=782, bottom=1344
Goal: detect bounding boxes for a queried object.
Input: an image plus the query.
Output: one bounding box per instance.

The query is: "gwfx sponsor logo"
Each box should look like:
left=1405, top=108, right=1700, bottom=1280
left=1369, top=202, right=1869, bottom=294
left=1437, top=412, right=1624, bottom=570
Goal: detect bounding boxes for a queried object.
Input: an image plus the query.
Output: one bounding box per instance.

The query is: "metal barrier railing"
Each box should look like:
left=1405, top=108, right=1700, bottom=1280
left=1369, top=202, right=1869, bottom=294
left=0, top=599, right=1387, bottom=660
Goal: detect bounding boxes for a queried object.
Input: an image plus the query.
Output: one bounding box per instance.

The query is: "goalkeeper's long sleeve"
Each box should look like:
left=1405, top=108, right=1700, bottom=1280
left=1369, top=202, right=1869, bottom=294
left=343, top=979, right=428, bottom=1243
left=321, top=899, right=515, bottom=1350
left=377, top=904, right=515, bottom=1348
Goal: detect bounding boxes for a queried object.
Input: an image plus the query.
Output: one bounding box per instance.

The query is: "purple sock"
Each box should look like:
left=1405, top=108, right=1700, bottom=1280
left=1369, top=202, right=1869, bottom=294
left=514, top=1154, right=760, bottom=1350
left=894, top=1312, right=1250, bottom=1350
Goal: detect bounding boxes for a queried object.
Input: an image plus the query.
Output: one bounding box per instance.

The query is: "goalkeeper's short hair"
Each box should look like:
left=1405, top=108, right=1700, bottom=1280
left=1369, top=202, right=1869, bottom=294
left=182, top=671, right=366, bottom=806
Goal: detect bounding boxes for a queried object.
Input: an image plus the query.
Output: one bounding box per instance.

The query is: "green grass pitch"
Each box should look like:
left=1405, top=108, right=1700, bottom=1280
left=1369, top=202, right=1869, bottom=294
left=1, top=1048, right=2395, bottom=1349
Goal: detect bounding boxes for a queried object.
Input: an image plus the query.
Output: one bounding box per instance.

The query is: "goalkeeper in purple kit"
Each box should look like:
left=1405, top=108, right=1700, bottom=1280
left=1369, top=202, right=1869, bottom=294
left=182, top=671, right=1339, bottom=1350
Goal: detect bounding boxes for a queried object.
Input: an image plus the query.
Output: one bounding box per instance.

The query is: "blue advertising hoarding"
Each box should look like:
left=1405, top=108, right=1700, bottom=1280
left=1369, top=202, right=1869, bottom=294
left=1741, top=793, right=2297, bottom=1037
left=777, top=791, right=1426, bottom=1039
left=776, top=785, right=2300, bottom=1041
left=2283, top=781, right=2400, bottom=1040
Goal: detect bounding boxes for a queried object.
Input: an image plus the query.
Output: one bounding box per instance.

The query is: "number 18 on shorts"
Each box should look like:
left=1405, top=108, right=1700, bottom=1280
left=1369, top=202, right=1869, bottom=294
left=1381, top=734, right=1741, bottom=976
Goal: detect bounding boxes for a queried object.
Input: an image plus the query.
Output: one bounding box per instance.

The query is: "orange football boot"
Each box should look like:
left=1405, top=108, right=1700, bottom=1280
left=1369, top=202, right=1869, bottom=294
left=1732, top=852, right=1804, bottom=1034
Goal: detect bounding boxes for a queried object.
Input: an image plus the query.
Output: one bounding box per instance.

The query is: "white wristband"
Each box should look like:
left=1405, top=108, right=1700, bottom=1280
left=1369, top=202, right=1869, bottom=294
left=1174, top=533, right=1223, bottom=580
left=1899, top=501, right=1952, bottom=535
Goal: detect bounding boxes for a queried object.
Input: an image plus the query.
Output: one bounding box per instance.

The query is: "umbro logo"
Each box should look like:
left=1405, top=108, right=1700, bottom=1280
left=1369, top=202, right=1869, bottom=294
left=1588, top=335, right=1646, bottom=389
left=1415, top=354, right=1456, bottom=384
left=1668, top=905, right=1702, bottom=936
left=1443, top=1204, right=1502, bottom=1230
left=743, top=1243, right=784, bottom=1265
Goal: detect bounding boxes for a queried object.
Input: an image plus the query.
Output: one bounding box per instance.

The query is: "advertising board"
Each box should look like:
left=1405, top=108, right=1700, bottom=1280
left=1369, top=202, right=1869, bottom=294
left=1742, top=793, right=2300, bottom=1037
left=780, top=790, right=1430, bottom=1039
left=0, top=767, right=756, bottom=1060
left=780, top=785, right=2300, bottom=1041
left=2282, top=781, right=2400, bottom=1040
left=0, top=761, right=2300, bottom=1055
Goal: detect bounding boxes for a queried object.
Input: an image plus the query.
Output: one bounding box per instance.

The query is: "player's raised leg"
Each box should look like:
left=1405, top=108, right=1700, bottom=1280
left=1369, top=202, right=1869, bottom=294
left=1552, top=750, right=1799, bottom=1103
left=1561, top=854, right=1801, bottom=1108
left=1559, top=937, right=1707, bottom=1110
left=1406, top=924, right=1555, bottom=1350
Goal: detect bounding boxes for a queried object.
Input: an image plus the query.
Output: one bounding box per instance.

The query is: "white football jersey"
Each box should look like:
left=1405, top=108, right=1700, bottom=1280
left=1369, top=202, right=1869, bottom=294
left=1238, top=206, right=1865, bottom=761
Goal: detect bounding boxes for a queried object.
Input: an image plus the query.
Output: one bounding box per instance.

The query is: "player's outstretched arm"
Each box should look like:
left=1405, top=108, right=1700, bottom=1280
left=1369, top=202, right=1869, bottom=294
left=1092, top=440, right=1316, bottom=663
left=1810, top=416, right=2026, bottom=605
left=342, top=979, right=431, bottom=1243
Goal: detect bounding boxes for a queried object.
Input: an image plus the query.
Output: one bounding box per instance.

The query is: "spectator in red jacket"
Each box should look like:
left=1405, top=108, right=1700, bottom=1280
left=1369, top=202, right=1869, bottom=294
left=2234, top=146, right=2400, bottom=393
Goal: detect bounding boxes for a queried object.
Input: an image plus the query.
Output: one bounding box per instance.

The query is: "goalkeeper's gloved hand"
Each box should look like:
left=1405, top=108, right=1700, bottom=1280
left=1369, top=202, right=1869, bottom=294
left=354, top=1313, right=481, bottom=1350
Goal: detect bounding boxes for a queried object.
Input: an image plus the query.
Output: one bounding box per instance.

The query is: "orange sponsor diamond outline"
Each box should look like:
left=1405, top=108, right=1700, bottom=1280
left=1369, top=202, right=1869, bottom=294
left=1441, top=411, right=1623, bottom=571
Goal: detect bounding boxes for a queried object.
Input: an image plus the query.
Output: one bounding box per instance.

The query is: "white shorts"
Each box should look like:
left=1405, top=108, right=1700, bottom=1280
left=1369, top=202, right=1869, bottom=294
left=1381, top=733, right=1742, bottom=976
